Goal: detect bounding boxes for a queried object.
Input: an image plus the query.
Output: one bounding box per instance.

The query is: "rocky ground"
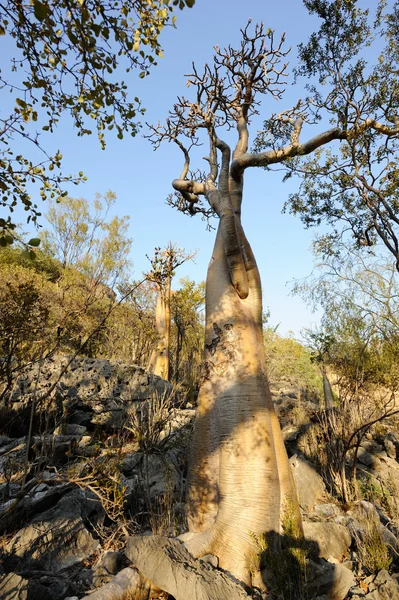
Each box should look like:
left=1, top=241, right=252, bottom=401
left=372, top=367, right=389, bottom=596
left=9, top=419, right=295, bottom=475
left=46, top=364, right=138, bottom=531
left=1, top=357, right=399, bottom=599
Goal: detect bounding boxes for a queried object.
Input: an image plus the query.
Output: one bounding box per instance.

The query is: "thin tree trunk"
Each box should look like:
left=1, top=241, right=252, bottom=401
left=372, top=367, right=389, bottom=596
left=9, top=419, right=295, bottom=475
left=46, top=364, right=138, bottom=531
left=148, top=278, right=171, bottom=380
left=322, top=369, right=335, bottom=410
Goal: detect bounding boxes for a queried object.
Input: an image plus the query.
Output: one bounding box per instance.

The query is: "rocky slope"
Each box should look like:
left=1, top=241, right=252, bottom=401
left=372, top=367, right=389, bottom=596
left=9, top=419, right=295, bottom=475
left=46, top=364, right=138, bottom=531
left=1, top=359, right=398, bottom=599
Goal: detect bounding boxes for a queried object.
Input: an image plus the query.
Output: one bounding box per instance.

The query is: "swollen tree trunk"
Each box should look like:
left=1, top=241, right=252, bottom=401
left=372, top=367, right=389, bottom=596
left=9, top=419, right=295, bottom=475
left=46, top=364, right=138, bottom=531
left=148, top=278, right=171, bottom=380
left=181, top=164, right=302, bottom=586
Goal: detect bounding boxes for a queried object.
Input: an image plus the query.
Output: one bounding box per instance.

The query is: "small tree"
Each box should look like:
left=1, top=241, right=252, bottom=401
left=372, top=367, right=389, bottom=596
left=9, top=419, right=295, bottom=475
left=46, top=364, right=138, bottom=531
left=42, top=192, right=132, bottom=288
left=147, top=243, right=195, bottom=380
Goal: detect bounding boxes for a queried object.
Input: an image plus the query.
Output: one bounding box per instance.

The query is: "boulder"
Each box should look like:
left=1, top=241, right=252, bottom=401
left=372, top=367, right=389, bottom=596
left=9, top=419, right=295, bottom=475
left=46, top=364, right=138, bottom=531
left=307, top=560, right=355, bottom=600
left=303, top=522, right=352, bottom=560
left=6, top=489, right=103, bottom=571
left=126, top=535, right=251, bottom=600
left=81, top=568, right=151, bottom=600
left=290, top=455, right=327, bottom=511
left=93, top=551, right=123, bottom=587
left=365, top=569, right=399, bottom=600
left=2, top=356, right=174, bottom=437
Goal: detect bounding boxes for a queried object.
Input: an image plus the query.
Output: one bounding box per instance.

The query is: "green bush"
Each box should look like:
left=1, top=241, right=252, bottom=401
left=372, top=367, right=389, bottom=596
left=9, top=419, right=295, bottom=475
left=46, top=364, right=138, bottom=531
left=264, top=328, right=322, bottom=397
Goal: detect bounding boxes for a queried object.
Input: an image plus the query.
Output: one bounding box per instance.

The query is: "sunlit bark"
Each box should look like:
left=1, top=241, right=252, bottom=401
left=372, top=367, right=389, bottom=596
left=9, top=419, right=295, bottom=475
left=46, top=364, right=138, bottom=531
left=182, top=155, right=301, bottom=585
left=148, top=278, right=171, bottom=380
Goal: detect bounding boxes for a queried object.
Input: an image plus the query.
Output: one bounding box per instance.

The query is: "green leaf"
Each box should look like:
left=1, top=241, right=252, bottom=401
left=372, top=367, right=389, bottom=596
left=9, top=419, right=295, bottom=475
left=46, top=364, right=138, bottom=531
left=33, top=1, right=51, bottom=21
left=185, top=0, right=195, bottom=6
left=0, top=25, right=6, bottom=35
left=21, top=249, right=31, bottom=260
left=28, top=237, right=41, bottom=247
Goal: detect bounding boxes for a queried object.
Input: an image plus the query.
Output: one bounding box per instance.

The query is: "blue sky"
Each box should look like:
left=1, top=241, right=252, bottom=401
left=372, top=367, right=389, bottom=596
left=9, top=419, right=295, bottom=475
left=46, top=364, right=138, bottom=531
left=3, top=0, right=368, bottom=335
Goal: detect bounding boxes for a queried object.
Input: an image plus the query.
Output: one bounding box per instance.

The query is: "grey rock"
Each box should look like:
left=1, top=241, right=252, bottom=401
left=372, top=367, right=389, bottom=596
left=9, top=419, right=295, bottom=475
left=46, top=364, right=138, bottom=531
left=3, top=356, right=174, bottom=437
left=142, top=453, right=180, bottom=498
left=303, top=522, right=352, bottom=560
left=126, top=535, right=251, bottom=600
left=120, top=452, right=143, bottom=475
left=80, top=567, right=151, bottom=600
left=383, top=438, right=397, bottom=459
left=314, top=503, right=342, bottom=519
left=200, top=554, right=219, bottom=567
left=357, top=448, right=380, bottom=467
left=361, top=440, right=387, bottom=457
left=6, top=489, right=104, bottom=571
left=54, top=423, right=87, bottom=436
left=93, top=550, right=123, bottom=587
left=365, top=569, right=399, bottom=600
left=307, top=560, right=355, bottom=600
left=290, top=455, right=327, bottom=511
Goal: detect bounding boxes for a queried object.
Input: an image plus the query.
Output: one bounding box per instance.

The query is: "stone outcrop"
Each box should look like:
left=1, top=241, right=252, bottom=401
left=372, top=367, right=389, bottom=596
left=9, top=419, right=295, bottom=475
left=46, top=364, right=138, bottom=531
left=6, top=489, right=104, bottom=572
left=290, top=454, right=327, bottom=511
left=303, top=522, right=352, bottom=561
left=3, top=356, right=173, bottom=437
left=2, top=361, right=399, bottom=600
left=126, top=535, right=252, bottom=600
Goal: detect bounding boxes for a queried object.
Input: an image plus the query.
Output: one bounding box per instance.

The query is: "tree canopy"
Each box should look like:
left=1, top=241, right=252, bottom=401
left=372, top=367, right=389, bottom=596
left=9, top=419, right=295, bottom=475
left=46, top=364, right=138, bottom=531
left=255, top=0, right=399, bottom=268
left=0, top=0, right=194, bottom=240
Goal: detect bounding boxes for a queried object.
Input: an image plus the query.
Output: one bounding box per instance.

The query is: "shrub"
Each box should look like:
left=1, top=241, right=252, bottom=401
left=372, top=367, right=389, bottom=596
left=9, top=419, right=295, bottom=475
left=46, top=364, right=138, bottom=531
left=264, top=328, right=322, bottom=397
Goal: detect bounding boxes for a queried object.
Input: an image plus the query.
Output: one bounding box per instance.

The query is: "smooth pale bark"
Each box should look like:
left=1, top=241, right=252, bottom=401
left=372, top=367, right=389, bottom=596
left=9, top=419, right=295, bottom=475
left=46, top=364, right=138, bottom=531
left=184, top=209, right=302, bottom=586
left=148, top=278, right=171, bottom=380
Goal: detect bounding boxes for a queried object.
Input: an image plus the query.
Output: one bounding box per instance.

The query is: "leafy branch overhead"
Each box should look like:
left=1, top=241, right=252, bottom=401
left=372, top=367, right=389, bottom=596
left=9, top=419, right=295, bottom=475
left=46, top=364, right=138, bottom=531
left=0, top=0, right=195, bottom=234
left=256, top=0, right=399, bottom=269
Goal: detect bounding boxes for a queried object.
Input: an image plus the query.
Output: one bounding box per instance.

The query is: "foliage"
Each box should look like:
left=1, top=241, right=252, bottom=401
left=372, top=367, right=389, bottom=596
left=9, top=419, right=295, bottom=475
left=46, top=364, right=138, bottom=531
left=170, top=277, right=205, bottom=399
left=0, top=263, right=58, bottom=400
left=296, top=244, right=399, bottom=502
left=69, top=453, right=127, bottom=522
left=353, top=512, right=392, bottom=574
left=0, top=0, right=195, bottom=235
left=297, top=244, right=399, bottom=395
left=124, top=386, right=180, bottom=452
left=103, top=279, right=158, bottom=365
left=259, top=0, right=399, bottom=269
left=263, top=327, right=322, bottom=396
left=0, top=242, right=61, bottom=281
left=42, top=192, right=132, bottom=287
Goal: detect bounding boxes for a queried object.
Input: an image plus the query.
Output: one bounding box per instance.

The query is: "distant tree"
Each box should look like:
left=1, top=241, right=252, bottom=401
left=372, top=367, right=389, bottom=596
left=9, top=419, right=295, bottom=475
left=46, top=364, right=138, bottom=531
left=0, top=0, right=195, bottom=238
left=103, top=279, right=158, bottom=366
left=296, top=244, right=399, bottom=501
left=147, top=243, right=195, bottom=380
left=170, top=277, right=205, bottom=398
left=42, top=192, right=132, bottom=288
